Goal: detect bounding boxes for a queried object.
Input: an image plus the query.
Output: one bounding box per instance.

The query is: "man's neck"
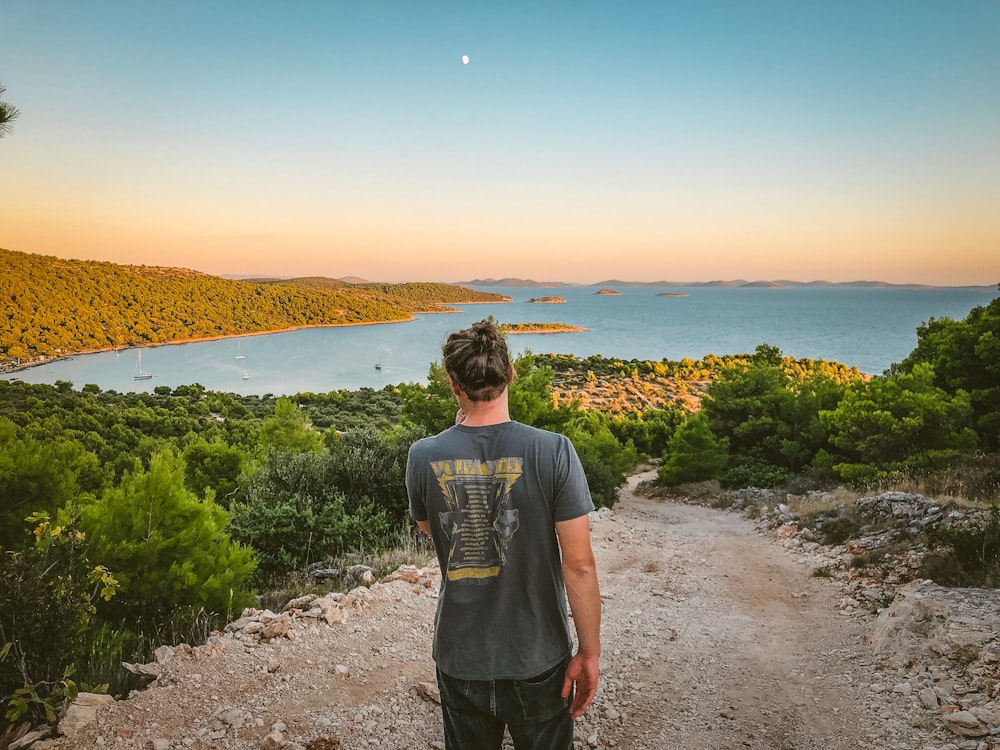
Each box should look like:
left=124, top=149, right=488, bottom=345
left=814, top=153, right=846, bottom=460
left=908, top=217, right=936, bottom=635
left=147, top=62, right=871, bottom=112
left=457, top=395, right=511, bottom=427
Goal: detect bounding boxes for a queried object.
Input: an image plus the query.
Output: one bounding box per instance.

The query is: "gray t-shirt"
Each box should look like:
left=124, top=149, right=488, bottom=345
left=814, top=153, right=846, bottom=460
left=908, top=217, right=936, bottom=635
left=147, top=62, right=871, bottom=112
left=406, top=420, right=594, bottom=681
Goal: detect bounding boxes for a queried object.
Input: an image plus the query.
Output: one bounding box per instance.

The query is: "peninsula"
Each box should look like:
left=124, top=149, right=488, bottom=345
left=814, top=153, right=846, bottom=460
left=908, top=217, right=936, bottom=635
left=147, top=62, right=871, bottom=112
left=500, top=323, right=587, bottom=334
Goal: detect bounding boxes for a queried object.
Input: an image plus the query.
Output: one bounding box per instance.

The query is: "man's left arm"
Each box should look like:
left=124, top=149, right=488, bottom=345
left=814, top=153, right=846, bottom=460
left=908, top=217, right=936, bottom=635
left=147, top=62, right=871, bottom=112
left=556, top=514, right=601, bottom=719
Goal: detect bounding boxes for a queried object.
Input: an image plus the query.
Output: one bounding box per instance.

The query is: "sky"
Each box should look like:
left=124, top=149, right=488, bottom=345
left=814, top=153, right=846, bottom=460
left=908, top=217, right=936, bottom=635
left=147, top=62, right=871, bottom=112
left=1, top=1, right=998, bottom=286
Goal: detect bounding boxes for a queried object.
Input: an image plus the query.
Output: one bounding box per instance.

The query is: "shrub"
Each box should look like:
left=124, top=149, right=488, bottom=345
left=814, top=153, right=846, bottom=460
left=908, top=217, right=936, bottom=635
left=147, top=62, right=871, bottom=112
left=720, top=457, right=790, bottom=490
left=0, top=513, right=116, bottom=726
left=657, top=413, right=728, bottom=486
left=230, top=449, right=395, bottom=585
left=921, top=506, right=1000, bottom=588
left=79, top=450, right=256, bottom=631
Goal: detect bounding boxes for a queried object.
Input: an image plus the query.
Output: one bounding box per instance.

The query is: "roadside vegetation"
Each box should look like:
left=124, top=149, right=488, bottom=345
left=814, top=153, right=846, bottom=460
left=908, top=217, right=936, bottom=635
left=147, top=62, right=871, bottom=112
left=1, top=264, right=997, bottom=733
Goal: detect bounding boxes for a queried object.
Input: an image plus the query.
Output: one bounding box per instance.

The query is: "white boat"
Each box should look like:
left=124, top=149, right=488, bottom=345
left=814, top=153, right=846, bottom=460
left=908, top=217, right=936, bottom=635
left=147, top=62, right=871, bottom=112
left=134, top=350, right=153, bottom=380
left=241, top=372, right=250, bottom=380
left=235, top=341, right=246, bottom=360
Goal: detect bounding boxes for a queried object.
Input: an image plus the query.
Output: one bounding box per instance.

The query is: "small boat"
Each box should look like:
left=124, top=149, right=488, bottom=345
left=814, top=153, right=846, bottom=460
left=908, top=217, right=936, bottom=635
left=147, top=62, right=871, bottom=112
left=241, top=372, right=250, bottom=380
left=134, top=350, right=153, bottom=380
left=374, top=362, right=382, bottom=371
left=235, top=341, right=247, bottom=360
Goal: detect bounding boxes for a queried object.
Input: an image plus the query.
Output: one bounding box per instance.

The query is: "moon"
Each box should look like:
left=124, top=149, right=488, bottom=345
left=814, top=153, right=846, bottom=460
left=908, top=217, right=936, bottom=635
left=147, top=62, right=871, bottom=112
left=461, top=55, right=469, bottom=65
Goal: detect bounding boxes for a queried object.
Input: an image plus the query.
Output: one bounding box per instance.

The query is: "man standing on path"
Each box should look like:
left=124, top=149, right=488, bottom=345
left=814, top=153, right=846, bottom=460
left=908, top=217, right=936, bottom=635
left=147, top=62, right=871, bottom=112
left=406, top=320, right=601, bottom=750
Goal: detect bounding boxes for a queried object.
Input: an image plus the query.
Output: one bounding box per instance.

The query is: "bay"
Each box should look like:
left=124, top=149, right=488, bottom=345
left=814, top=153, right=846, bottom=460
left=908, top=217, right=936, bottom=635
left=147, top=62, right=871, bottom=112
left=14, top=285, right=996, bottom=396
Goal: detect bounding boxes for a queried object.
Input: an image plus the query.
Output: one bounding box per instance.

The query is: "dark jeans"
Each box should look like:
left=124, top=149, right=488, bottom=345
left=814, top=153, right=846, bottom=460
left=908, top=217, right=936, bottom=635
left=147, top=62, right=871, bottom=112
left=435, top=657, right=573, bottom=750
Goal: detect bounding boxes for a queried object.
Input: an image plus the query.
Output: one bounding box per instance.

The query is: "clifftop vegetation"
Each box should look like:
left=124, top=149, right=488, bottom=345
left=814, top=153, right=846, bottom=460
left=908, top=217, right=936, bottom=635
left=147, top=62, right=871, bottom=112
left=0, top=248, right=507, bottom=367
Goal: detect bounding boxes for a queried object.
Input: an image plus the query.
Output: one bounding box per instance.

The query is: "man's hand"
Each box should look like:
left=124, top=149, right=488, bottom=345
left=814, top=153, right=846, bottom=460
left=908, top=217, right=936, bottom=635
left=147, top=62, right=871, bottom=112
left=561, top=651, right=599, bottom=719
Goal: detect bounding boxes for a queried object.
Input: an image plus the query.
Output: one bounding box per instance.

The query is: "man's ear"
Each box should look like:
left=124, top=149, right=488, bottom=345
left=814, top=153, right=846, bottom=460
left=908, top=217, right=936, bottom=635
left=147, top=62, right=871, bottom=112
left=447, top=373, right=464, bottom=397
left=508, top=363, right=516, bottom=383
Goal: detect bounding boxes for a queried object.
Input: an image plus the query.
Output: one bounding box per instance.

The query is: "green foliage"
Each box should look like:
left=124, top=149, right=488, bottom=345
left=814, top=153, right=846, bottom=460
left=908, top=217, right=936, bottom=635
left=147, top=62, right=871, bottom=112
left=79, top=450, right=256, bottom=631
left=657, top=413, right=729, bottom=486
left=399, top=362, right=458, bottom=434
left=609, top=407, right=685, bottom=459
left=260, top=397, right=323, bottom=454
left=181, top=438, right=246, bottom=507
left=891, top=294, right=1000, bottom=450
left=720, top=456, right=792, bottom=490
left=297, top=386, right=404, bottom=432
left=820, top=363, right=978, bottom=480
left=0, top=512, right=115, bottom=726
left=921, top=506, right=1000, bottom=588
left=696, top=348, right=852, bottom=485
left=0, top=419, right=98, bottom=550
left=229, top=450, right=395, bottom=585
left=508, top=352, right=561, bottom=428
left=0, top=82, right=19, bottom=138
left=562, top=411, right=638, bottom=508
left=324, top=425, right=424, bottom=525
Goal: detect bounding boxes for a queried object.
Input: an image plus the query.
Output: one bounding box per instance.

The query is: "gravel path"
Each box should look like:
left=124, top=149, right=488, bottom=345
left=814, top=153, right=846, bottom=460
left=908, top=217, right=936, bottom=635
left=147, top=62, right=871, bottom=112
left=38, top=470, right=947, bottom=750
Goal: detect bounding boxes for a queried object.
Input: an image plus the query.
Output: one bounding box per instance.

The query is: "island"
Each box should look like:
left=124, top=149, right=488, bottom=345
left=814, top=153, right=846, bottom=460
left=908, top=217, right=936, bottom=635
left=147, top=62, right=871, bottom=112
left=500, top=323, right=588, bottom=334
left=527, top=296, right=567, bottom=304
left=595, top=289, right=621, bottom=295
left=657, top=292, right=690, bottom=297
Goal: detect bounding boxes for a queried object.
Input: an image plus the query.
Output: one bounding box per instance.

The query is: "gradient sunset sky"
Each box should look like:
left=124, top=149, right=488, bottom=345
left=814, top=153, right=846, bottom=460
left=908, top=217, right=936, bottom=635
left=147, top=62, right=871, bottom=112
left=2, top=1, right=998, bottom=285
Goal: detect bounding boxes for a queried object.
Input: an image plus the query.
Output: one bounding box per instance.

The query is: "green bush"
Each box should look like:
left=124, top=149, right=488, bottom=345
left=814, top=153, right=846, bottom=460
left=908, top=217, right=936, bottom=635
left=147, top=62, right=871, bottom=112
left=657, top=413, right=728, bottom=486
left=921, top=506, right=1000, bottom=588
left=79, top=450, right=256, bottom=631
left=562, top=411, right=638, bottom=508
left=720, top=457, right=791, bottom=490
left=1, top=513, right=115, bottom=726
left=230, top=449, right=395, bottom=585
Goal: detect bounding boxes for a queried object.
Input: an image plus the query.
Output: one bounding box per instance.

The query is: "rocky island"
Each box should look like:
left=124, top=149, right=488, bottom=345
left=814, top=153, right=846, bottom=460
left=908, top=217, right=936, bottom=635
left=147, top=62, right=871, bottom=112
left=596, top=289, right=621, bottom=295
left=500, top=322, right=588, bottom=334
left=657, top=292, right=689, bottom=297
left=527, top=296, right=567, bottom=304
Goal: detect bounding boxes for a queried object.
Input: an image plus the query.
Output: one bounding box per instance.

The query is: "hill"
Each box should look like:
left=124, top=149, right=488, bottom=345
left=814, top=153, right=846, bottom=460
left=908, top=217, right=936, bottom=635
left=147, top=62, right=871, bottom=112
left=0, top=248, right=508, bottom=367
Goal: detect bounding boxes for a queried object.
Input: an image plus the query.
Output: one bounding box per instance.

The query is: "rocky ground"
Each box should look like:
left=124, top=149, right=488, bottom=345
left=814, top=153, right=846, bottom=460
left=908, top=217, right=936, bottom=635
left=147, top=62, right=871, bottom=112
left=13, top=471, right=998, bottom=750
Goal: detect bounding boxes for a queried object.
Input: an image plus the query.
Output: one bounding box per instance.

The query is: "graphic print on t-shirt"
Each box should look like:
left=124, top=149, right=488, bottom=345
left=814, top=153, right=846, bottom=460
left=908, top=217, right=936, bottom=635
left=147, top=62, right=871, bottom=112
left=430, top=457, right=523, bottom=582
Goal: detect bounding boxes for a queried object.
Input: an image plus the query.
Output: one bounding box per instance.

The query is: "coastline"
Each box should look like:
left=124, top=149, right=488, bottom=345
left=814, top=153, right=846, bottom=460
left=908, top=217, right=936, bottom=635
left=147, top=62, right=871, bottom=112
left=5, top=316, right=419, bottom=374
left=3, top=298, right=513, bottom=374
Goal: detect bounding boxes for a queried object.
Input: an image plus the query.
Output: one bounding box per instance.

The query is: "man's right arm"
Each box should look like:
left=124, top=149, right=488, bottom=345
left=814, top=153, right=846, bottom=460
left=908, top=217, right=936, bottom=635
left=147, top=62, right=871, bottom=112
left=556, top=514, right=601, bottom=719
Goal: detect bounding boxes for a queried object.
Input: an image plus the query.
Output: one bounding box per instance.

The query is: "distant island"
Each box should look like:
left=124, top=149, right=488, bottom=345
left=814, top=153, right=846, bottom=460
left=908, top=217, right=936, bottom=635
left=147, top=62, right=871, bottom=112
left=460, top=278, right=994, bottom=291
left=460, top=277, right=565, bottom=288
left=657, top=292, right=689, bottom=297
left=500, top=323, right=587, bottom=334
left=528, top=296, right=567, bottom=304
left=595, top=289, right=620, bottom=295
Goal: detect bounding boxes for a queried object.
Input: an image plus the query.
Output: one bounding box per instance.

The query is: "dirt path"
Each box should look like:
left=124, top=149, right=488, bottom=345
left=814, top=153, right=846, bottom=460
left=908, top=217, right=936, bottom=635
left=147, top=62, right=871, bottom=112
left=589, top=471, right=893, bottom=749
left=41, top=471, right=938, bottom=750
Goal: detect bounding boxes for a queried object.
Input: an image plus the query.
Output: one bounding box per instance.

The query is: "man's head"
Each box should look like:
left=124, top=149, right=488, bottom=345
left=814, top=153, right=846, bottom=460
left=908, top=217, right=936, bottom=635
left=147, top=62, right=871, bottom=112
left=442, top=320, right=512, bottom=403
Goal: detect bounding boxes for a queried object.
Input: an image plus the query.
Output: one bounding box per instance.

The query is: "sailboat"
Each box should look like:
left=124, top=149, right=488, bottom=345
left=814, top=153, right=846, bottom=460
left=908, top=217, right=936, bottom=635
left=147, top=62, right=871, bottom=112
left=134, top=350, right=153, bottom=380
left=235, top=341, right=247, bottom=360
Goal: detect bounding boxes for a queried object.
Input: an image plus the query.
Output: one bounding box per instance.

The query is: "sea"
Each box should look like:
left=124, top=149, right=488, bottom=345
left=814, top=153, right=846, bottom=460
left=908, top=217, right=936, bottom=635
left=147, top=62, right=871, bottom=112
left=13, top=285, right=997, bottom=397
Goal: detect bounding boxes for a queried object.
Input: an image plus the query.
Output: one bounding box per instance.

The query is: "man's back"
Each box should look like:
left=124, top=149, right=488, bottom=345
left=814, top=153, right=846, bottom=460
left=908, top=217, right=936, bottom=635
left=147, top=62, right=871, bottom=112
left=406, top=420, right=593, bottom=680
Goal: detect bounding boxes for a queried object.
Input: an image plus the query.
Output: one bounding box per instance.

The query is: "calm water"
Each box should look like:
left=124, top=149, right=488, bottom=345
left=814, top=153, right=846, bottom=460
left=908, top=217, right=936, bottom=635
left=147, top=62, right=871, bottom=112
left=15, top=285, right=996, bottom=396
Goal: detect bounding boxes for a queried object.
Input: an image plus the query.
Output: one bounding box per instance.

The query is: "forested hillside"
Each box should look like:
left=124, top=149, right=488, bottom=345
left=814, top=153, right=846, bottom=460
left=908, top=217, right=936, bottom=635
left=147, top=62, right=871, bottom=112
left=0, top=248, right=508, bottom=367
